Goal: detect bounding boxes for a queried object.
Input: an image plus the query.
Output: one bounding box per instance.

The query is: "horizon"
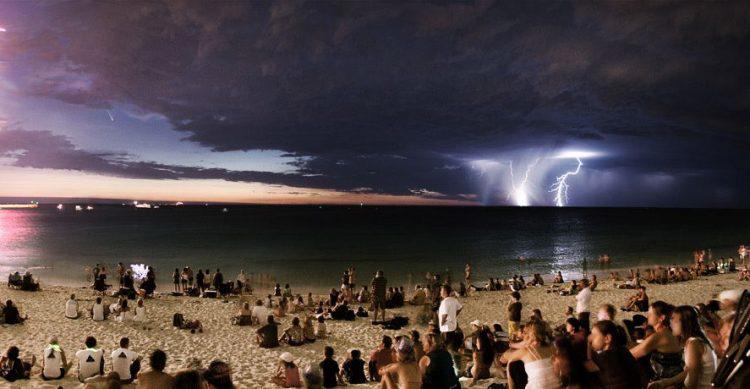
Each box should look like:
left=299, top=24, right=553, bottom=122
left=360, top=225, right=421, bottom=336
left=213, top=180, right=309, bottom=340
left=2, top=2, right=749, bottom=207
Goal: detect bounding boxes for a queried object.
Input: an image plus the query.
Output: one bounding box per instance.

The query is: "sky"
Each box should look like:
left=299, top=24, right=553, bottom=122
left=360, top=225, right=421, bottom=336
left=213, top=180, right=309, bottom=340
left=0, top=1, right=749, bottom=207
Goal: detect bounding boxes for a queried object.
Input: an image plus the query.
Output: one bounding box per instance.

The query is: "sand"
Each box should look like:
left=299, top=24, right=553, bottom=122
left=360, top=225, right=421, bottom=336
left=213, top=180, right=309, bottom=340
left=0, top=273, right=747, bottom=388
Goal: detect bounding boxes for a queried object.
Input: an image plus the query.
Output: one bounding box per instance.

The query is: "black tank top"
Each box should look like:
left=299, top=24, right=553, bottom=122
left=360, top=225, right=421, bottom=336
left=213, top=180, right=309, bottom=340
left=423, top=349, right=459, bottom=389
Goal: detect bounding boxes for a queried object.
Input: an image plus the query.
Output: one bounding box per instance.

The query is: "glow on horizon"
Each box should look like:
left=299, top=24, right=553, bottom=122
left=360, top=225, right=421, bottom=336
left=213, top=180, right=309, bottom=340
left=0, top=166, right=474, bottom=206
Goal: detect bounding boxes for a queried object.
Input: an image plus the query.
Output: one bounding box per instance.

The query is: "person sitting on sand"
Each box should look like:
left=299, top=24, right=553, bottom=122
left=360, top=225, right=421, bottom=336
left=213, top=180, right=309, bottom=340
left=320, top=346, right=344, bottom=388
left=467, top=327, right=494, bottom=386
left=251, top=300, right=269, bottom=326
left=136, top=349, right=174, bottom=389
left=622, top=286, right=649, bottom=312
left=76, top=336, right=105, bottom=382
left=369, top=335, right=396, bottom=381
left=116, top=299, right=134, bottom=322
left=410, top=285, right=426, bottom=305
left=111, top=337, right=140, bottom=384
left=65, top=293, right=80, bottom=319
left=91, top=297, right=106, bottom=321
left=2, top=300, right=25, bottom=324
left=203, top=360, right=235, bottom=389
left=174, top=369, right=205, bottom=388
left=257, top=315, right=280, bottom=348
left=316, top=315, right=328, bottom=339
left=501, top=321, right=561, bottom=389
left=629, top=301, right=684, bottom=382
left=307, top=292, right=316, bottom=307
left=418, top=332, right=460, bottom=389
left=21, top=271, right=40, bottom=291
left=590, top=275, right=598, bottom=291
left=303, top=315, right=317, bottom=343
left=343, top=349, right=367, bottom=384
left=378, top=338, right=422, bottom=389
left=587, top=320, right=644, bottom=389
left=357, top=286, right=371, bottom=303
left=234, top=302, right=253, bottom=326
left=42, top=337, right=72, bottom=380
left=280, top=317, right=305, bottom=346
left=0, top=346, right=34, bottom=382
left=7, top=271, right=22, bottom=288
left=272, top=352, right=302, bottom=388
left=553, top=271, right=564, bottom=284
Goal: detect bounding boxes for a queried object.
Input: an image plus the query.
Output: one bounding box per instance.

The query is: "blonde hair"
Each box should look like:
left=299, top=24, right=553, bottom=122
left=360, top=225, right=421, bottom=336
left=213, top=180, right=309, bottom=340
left=524, top=321, right=549, bottom=346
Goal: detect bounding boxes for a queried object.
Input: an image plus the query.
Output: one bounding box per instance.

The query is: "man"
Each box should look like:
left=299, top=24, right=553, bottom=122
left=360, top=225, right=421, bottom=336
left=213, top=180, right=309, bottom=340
left=137, top=349, right=174, bottom=388
left=75, top=336, right=104, bottom=382
left=111, top=337, right=140, bottom=384
left=213, top=268, right=224, bottom=296
left=251, top=299, right=269, bottom=325
left=576, top=278, right=592, bottom=332
left=438, top=284, right=463, bottom=350
left=368, top=336, right=395, bottom=381
left=256, top=315, right=280, bottom=348
left=371, top=270, right=388, bottom=322
left=42, top=337, right=71, bottom=380
left=66, top=294, right=80, bottom=319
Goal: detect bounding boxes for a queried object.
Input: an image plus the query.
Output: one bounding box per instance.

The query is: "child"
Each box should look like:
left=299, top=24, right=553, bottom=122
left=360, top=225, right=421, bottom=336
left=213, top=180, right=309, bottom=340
left=342, top=349, right=367, bottom=384
left=316, top=316, right=327, bottom=339
left=271, top=352, right=301, bottom=388
left=319, top=346, right=343, bottom=388
left=507, top=291, right=522, bottom=340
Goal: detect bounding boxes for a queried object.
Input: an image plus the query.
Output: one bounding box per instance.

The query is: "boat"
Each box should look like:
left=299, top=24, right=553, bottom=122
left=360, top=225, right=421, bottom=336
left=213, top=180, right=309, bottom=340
left=56, top=204, right=64, bottom=210
left=0, top=203, right=39, bottom=209
left=75, top=205, right=83, bottom=211
left=135, top=203, right=152, bottom=209
left=86, top=205, right=94, bottom=211
left=222, top=207, right=229, bottom=213
left=175, top=201, right=184, bottom=206
left=153, top=205, right=160, bottom=209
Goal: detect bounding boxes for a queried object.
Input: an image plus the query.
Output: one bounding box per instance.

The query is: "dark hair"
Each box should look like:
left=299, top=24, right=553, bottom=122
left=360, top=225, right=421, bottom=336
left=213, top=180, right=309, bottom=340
left=382, top=335, right=393, bottom=348
left=175, top=369, right=204, bottom=389
left=6, top=346, right=19, bottom=360
left=601, top=304, right=616, bottom=319
left=566, top=317, right=581, bottom=332
left=592, top=320, right=627, bottom=347
left=318, top=316, right=325, bottom=323
left=267, top=315, right=275, bottom=324
left=96, top=297, right=102, bottom=303
left=85, top=336, right=97, bottom=348
left=120, top=337, right=129, bottom=348
left=351, top=349, right=361, bottom=359
left=150, top=349, right=167, bottom=371
left=511, top=291, right=521, bottom=300
left=706, top=300, right=720, bottom=312
left=441, top=284, right=452, bottom=294
left=410, top=330, right=420, bottom=342
left=203, top=360, right=233, bottom=388
left=292, top=317, right=300, bottom=326
left=324, top=346, right=334, bottom=358
left=553, top=336, right=585, bottom=387
left=651, top=301, right=674, bottom=327
left=475, top=330, right=495, bottom=365
left=672, top=305, right=712, bottom=348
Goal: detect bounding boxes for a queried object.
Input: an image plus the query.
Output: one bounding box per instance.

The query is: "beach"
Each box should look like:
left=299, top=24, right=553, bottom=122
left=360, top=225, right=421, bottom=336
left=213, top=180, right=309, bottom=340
left=1, top=272, right=747, bottom=388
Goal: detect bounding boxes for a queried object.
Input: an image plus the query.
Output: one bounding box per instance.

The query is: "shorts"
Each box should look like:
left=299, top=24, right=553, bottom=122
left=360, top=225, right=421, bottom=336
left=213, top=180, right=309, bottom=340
left=508, top=321, right=521, bottom=337
left=373, top=299, right=386, bottom=310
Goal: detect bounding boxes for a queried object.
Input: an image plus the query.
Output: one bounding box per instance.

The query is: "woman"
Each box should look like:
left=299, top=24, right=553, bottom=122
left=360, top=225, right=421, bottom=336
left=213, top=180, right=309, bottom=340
left=379, top=338, right=422, bottom=389
left=235, top=302, right=252, bottom=326
left=418, top=333, right=459, bottom=389
left=552, top=337, right=585, bottom=389
left=0, top=346, right=34, bottom=382
left=116, top=299, right=134, bottom=322
left=502, top=321, right=560, bottom=389
left=280, top=317, right=305, bottom=346
left=588, top=320, right=644, bottom=389
left=630, top=301, right=684, bottom=382
left=272, top=352, right=302, bottom=387
left=648, top=306, right=717, bottom=389
left=469, top=329, right=494, bottom=386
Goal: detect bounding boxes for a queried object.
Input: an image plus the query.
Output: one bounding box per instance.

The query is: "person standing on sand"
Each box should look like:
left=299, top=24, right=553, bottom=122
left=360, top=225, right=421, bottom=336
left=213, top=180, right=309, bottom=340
left=576, top=279, right=592, bottom=333
left=196, top=269, right=205, bottom=293
left=507, top=291, right=523, bottom=340
left=464, top=263, right=472, bottom=287
left=438, top=285, right=463, bottom=354
left=371, top=270, right=388, bottom=322
left=213, top=268, right=224, bottom=296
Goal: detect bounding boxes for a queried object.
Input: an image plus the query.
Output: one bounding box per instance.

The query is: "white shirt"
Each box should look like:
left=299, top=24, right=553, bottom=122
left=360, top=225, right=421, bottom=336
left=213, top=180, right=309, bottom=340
left=134, top=306, right=146, bottom=322
left=76, top=348, right=104, bottom=381
left=111, top=348, right=138, bottom=380
left=576, top=287, right=591, bottom=313
left=66, top=299, right=79, bottom=318
left=92, top=303, right=105, bottom=321
left=252, top=305, right=269, bottom=323
left=438, top=296, right=462, bottom=332
left=43, top=346, right=63, bottom=378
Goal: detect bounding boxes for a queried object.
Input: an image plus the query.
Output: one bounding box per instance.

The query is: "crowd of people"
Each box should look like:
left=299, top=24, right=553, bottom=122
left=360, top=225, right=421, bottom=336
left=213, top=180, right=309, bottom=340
left=2, top=247, right=749, bottom=388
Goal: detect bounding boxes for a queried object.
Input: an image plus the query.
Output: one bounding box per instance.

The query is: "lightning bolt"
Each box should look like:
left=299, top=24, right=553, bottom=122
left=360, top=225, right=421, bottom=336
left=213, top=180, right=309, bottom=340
left=551, top=157, right=583, bottom=207
left=106, top=110, right=115, bottom=122
left=508, top=158, right=540, bottom=206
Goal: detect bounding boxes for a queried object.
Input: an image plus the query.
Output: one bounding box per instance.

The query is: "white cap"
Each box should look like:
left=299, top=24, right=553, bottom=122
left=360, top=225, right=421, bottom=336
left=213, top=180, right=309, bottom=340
left=280, top=352, right=294, bottom=363
left=720, top=289, right=743, bottom=304
left=470, top=319, right=482, bottom=327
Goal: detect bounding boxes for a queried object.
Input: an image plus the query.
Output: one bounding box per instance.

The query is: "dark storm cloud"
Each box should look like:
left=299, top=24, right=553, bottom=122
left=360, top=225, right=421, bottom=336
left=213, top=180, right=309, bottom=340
left=1, top=1, right=750, bottom=205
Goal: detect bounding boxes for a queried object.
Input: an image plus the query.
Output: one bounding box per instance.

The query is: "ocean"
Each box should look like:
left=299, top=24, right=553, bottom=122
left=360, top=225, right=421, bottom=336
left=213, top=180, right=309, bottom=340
left=1, top=205, right=749, bottom=292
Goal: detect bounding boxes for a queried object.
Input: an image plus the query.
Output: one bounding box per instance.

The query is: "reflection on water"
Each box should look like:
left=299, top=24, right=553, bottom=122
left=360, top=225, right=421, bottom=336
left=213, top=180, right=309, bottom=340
left=0, top=205, right=749, bottom=292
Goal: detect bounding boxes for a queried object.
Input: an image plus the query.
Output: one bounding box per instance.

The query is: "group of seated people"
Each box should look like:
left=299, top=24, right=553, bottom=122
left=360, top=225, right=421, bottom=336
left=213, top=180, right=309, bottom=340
left=7, top=271, right=40, bottom=291
left=61, top=294, right=147, bottom=322
left=0, top=299, right=26, bottom=325
left=0, top=338, right=233, bottom=388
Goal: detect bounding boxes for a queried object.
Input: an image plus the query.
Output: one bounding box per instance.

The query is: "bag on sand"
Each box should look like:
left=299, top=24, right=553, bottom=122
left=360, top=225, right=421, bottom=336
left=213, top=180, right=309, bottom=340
left=173, top=313, right=184, bottom=327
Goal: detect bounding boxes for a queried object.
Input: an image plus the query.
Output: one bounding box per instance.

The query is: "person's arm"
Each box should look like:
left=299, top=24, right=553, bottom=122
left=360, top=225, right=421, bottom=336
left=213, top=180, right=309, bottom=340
left=418, top=355, right=430, bottom=375
left=379, top=361, right=399, bottom=376
left=470, top=351, right=480, bottom=386
left=630, top=331, right=658, bottom=359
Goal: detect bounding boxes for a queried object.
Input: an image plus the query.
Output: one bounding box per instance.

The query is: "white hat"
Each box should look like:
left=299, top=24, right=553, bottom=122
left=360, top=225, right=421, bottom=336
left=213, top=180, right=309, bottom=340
left=470, top=319, right=482, bottom=327
left=280, top=352, right=294, bottom=363
left=720, top=289, right=743, bottom=304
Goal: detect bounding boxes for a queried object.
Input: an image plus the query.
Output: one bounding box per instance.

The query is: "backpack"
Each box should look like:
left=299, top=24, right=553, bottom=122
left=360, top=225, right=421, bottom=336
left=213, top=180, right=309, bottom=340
left=173, top=313, right=184, bottom=327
